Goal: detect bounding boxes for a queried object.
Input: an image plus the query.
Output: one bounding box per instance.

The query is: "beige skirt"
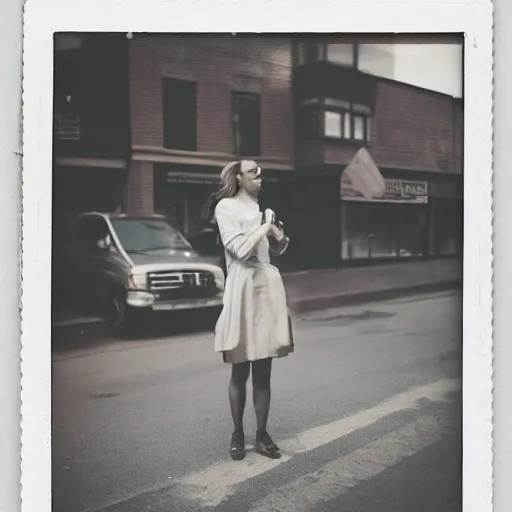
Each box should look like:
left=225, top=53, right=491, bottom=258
left=217, top=262, right=294, bottom=364
left=223, top=315, right=294, bottom=364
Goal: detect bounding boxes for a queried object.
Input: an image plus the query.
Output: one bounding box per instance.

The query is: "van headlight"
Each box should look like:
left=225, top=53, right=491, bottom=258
left=214, top=271, right=225, bottom=291
left=129, top=271, right=147, bottom=290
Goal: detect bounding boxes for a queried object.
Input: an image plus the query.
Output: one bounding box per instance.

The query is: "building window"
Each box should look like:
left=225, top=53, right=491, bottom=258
left=324, top=111, right=342, bottom=138
left=298, top=98, right=372, bottom=143
left=353, top=115, right=366, bottom=140
left=232, top=92, right=261, bottom=156
left=163, top=78, right=197, bottom=151
left=296, top=42, right=357, bottom=67
left=297, top=42, right=323, bottom=65
left=344, top=113, right=352, bottom=139
left=326, top=44, right=355, bottom=66
left=297, top=98, right=372, bottom=143
left=341, top=202, right=429, bottom=261
left=323, top=109, right=371, bottom=142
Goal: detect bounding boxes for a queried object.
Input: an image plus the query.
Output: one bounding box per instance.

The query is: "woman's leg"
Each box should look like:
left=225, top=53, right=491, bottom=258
left=228, top=361, right=250, bottom=460
left=252, top=358, right=273, bottom=434
left=229, top=361, right=250, bottom=433
left=252, top=358, right=281, bottom=458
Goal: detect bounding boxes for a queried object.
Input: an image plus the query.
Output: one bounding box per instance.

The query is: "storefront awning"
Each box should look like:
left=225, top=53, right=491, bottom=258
left=165, top=170, right=285, bottom=185
left=341, top=148, right=386, bottom=200
left=341, top=148, right=429, bottom=204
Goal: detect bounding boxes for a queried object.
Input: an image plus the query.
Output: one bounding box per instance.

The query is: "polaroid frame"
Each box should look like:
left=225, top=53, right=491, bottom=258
left=21, top=0, right=493, bottom=510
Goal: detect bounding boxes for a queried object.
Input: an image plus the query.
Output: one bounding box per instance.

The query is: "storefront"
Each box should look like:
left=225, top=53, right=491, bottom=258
left=153, top=164, right=295, bottom=236
left=427, top=182, right=463, bottom=256
left=341, top=175, right=429, bottom=261
left=153, top=167, right=220, bottom=235
left=339, top=148, right=462, bottom=264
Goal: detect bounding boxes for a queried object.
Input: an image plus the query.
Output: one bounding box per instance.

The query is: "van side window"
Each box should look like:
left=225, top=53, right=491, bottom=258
left=69, top=216, right=110, bottom=252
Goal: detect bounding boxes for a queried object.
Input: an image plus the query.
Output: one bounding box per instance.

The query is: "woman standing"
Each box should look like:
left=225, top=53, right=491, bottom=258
left=210, top=160, right=294, bottom=461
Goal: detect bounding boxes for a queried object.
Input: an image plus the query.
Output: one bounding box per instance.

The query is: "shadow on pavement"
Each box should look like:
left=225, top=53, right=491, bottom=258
left=52, top=308, right=221, bottom=355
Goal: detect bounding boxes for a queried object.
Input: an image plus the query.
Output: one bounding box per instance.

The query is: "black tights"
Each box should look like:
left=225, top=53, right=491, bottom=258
left=228, top=358, right=273, bottom=434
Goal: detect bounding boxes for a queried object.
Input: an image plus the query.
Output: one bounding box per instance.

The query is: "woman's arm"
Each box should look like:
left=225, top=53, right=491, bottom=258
left=215, top=200, right=272, bottom=261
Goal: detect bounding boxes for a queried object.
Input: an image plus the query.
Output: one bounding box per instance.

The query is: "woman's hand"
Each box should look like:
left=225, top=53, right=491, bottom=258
left=264, top=208, right=276, bottom=225
left=268, top=223, right=285, bottom=242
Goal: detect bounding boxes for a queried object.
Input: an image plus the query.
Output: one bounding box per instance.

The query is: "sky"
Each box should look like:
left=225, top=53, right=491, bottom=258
left=358, top=43, right=463, bottom=98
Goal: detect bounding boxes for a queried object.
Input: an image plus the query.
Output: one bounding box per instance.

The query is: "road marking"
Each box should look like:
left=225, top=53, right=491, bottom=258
left=179, top=452, right=293, bottom=508
left=178, top=378, right=459, bottom=507
left=279, top=378, right=458, bottom=454
left=248, top=414, right=446, bottom=512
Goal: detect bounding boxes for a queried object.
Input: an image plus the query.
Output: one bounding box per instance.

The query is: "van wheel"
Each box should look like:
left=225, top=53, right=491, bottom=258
left=107, top=289, right=129, bottom=335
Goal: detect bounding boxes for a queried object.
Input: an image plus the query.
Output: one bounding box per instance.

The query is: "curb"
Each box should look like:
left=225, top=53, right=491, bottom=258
left=287, top=280, right=461, bottom=315
left=52, top=318, right=113, bottom=345
left=52, top=280, right=461, bottom=342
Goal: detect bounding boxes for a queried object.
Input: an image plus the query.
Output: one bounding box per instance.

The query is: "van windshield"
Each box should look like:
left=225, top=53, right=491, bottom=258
left=111, top=218, right=192, bottom=253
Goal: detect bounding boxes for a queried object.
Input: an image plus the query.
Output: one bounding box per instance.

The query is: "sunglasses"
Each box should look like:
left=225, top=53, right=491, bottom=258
left=240, top=166, right=262, bottom=177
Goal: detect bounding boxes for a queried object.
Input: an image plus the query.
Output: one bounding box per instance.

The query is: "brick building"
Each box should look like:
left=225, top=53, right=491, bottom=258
left=53, top=33, right=131, bottom=238
left=52, top=33, right=463, bottom=269
left=291, top=38, right=463, bottom=268
left=127, top=34, right=294, bottom=237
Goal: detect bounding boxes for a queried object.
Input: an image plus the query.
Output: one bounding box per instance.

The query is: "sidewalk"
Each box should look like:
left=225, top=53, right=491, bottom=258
left=52, top=258, right=461, bottom=339
left=283, top=258, right=461, bottom=314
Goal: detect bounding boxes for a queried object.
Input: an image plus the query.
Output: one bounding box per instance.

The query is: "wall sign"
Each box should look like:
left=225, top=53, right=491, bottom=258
left=341, top=171, right=428, bottom=204
left=54, top=114, right=81, bottom=140
left=385, top=179, right=428, bottom=200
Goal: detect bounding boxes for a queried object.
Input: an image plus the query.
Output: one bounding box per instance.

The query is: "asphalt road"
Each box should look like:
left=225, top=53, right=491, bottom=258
left=52, top=291, right=462, bottom=512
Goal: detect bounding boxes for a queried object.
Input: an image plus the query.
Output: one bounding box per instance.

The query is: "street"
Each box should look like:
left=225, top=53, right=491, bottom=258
left=52, top=290, right=462, bottom=512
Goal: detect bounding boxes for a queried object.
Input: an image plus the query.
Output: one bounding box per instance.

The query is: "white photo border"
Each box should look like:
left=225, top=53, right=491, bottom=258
left=21, top=0, right=493, bottom=510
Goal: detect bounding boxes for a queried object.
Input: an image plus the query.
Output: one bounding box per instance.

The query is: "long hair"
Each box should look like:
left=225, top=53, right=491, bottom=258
left=201, top=160, right=242, bottom=223
left=217, top=160, right=243, bottom=201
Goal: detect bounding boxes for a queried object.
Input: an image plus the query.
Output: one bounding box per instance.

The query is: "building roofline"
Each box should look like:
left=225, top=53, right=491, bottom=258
left=370, top=72, right=463, bottom=102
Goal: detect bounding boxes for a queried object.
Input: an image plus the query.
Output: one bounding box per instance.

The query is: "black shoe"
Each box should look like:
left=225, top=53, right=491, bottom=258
left=255, top=431, right=281, bottom=459
left=230, top=431, right=246, bottom=461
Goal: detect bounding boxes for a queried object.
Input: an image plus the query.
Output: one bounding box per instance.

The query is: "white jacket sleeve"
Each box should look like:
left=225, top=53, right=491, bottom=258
left=215, top=199, right=271, bottom=261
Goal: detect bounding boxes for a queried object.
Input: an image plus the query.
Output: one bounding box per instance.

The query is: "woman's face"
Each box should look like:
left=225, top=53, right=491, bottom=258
left=238, top=160, right=262, bottom=195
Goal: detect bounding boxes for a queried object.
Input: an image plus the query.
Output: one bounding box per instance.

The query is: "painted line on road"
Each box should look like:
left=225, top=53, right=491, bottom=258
left=177, top=378, right=459, bottom=507
left=279, top=378, right=458, bottom=454
left=248, top=414, right=446, bottom=512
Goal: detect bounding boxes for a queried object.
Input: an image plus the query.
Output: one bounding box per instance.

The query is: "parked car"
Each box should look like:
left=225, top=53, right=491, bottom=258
left=53, top=212, right=225, bottom=333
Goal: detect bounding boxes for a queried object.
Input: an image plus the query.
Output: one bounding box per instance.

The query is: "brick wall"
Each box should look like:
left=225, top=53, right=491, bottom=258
left=125, top=161, right=154, bottom=214
left=296, top=140, right=360, bottom=167
left=371, top=81, right=463, bottom=173
left=129, top=34, right=294, bottom=161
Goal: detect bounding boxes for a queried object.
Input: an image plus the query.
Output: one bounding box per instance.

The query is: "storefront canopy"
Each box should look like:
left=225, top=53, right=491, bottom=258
left=341, top=147, right=386, bottom=200
left=165, top=170, right=286, bottom=185
left=166, top=171, right=220, bottom=185
left=341, top=148, right=428, bottom=204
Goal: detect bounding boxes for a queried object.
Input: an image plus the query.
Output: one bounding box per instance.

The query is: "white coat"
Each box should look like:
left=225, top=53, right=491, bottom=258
left=213, top=191, right=294, bottom=363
